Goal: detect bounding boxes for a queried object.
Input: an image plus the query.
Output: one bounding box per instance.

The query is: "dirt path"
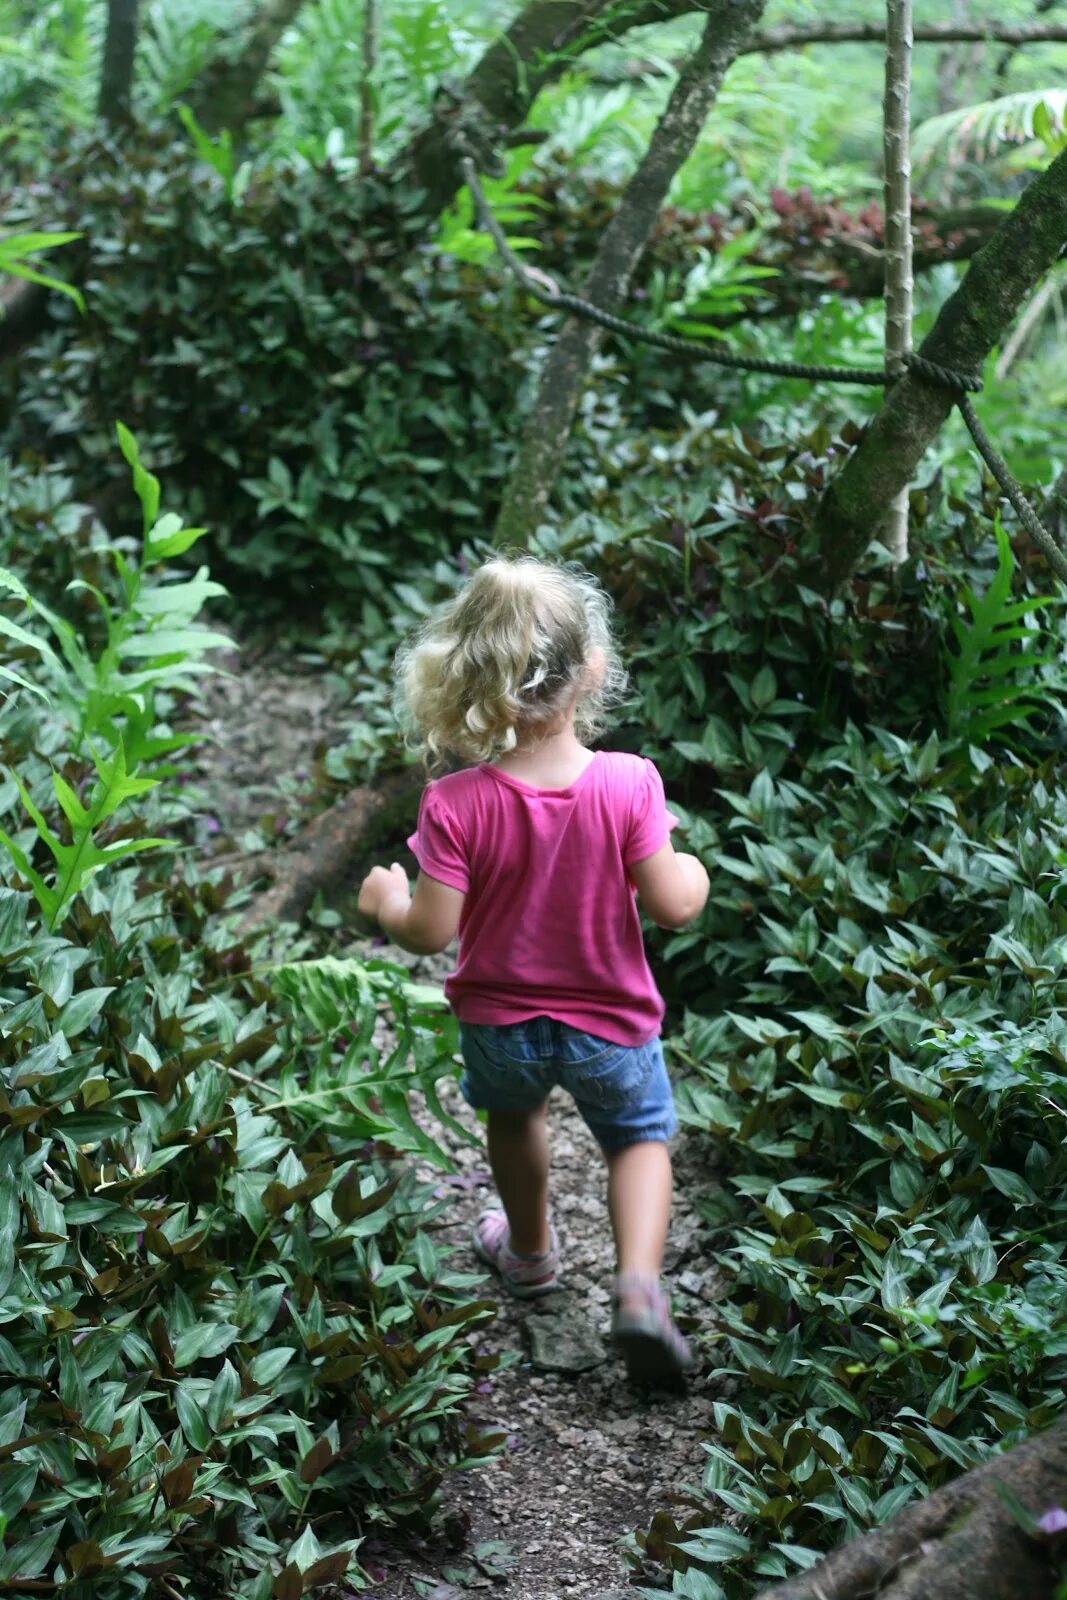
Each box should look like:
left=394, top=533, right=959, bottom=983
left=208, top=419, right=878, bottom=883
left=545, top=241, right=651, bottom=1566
left=189, top=642, right=725, bottom=1599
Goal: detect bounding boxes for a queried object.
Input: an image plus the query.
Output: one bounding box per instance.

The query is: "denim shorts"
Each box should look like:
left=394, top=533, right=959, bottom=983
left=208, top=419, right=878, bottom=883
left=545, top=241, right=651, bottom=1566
left=458, top=1016, right=677, bottom=1153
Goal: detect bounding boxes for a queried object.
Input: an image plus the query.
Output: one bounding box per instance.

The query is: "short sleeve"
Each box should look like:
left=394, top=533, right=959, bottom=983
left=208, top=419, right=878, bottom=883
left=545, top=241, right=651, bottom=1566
left=623, top=758, right=677, bottom=867
left=406, top=785, right=470, bottom=893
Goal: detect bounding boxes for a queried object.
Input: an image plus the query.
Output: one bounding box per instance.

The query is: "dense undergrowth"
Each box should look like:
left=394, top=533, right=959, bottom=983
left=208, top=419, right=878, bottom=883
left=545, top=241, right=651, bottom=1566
left=531, top=445, right=1067, bottom=1595
left=0, top=443, right=499, bottom=1597
left=4, top=10, right=1067, bottom=1591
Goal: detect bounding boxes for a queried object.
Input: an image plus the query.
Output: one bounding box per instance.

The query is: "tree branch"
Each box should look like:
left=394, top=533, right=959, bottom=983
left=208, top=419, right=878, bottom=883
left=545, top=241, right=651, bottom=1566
left=754, top=1412, right=1067, bottom=1600
left=882, top=0, right=914, bottom=564
left=740, top=19, right=1067, bottom=56
left=187, top=0, right=310, bottom=133
left=389, top=0, right=697, bottom=221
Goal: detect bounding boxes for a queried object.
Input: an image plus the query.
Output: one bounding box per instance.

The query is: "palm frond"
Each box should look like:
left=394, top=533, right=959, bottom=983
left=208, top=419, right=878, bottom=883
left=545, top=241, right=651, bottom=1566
left=914, top=88, right=1067, bottom=168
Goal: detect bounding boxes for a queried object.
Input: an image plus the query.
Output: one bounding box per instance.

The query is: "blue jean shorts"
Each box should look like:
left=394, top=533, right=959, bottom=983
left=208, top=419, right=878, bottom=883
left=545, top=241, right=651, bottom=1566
left=458, top=1016, right=677, bottom=1153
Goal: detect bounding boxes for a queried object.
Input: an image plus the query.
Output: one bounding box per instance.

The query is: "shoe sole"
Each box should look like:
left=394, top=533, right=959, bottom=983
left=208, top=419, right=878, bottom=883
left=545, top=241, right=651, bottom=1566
left=613, top=1327, right=692, bottom=1388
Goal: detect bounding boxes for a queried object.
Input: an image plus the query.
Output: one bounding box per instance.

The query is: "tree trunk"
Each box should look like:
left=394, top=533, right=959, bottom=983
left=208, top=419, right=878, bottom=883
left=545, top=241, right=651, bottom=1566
left=187, top=0, right=310, bottom=133
left=882, top=0, right=914, bottom=564
left=1044, top=464, right=1067, bottom=543
left=814, top=141, right=1067, bottom=591
left=390, top=0, right=695, bottom=221
left=358, top=0, right=380, bottom=176
left=492, top=0, right=768, bottom=548
left=98, top=0, right=139, bottom=125
left=754, top=1413, right=1067, bottom=1600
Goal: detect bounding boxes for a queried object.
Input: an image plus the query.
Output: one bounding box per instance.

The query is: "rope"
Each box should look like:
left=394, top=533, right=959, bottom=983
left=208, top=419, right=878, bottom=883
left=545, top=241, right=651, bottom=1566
left=453, top=143, right=1067, bottom=582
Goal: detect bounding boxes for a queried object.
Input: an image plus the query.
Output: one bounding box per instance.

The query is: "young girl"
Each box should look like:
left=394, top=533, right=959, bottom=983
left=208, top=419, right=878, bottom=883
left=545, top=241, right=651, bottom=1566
left=358, top=555, right=710, bottom=1385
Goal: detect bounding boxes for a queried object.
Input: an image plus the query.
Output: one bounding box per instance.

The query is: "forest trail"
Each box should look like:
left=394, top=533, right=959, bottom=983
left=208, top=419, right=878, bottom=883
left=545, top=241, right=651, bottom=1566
left=191, top=640, right=725, bottom=1599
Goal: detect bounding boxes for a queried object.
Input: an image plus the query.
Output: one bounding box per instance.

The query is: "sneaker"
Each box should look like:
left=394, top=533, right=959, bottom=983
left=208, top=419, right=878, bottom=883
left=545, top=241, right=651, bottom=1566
left=611, top=1271, right=696, bottom=1387
left=471, top=1208, right=560, bottom=1298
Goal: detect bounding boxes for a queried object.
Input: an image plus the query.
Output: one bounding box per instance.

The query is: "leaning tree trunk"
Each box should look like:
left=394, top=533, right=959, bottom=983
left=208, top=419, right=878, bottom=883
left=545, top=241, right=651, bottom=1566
left=881, top=0, right=914, bottom=564
left=492, top=0, right=768, bottom=548
left=814, top=140, right=1067, bottom=591
left=754, top=1412, right=1067, bottom=1600
left=1045, top=464, right=1067, bottom=543
left=187, top=0, right=310, bottom=132
left=98, top=0, right=139, bottom=125
left=391, top=0, right=695, bottom=222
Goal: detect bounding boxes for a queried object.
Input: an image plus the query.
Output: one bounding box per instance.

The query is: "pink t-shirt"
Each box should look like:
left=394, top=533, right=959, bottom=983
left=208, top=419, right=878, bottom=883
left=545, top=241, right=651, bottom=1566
left=406, top=751, right=674, bottom=1046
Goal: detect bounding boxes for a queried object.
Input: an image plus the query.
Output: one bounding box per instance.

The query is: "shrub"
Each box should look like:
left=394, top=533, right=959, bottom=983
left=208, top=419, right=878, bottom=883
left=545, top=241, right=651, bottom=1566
left=537, top=432, right=1067, bottom=1597
left=0, top=440, right=496, bottom=1596
left=3, top=128, right=523, bottom=596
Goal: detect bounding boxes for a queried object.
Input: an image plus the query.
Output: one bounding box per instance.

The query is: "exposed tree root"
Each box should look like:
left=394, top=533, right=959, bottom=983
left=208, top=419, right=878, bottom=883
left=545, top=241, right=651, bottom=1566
left=755, top=1414, right=1067, bottom=1600
left=236, top=770, right=421, bottom=930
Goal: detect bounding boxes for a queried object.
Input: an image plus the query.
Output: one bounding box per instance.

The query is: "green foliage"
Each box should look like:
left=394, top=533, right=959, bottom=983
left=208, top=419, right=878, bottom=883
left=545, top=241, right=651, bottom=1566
left=540, top=432, right=1067, bottom=1597
left=0, top=229, right=84, bottom=311
left=4, top=132, right=520, bottom=595
left=914, top=87, right=1067, bottom=170
left=0, top=426, right=227, bottom=927
left=270, top=956, right=470, bottom=1170
left=0, top=447, right=497, bottom=1595
left=944, top=518, right=1064, bottom=747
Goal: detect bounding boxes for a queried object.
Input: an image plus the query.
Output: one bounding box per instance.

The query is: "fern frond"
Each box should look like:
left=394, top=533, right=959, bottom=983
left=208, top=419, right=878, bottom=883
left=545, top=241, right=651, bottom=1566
left=914, top=88, right=1067, bottom=168
left=944, top=520, right=1065, bottom=749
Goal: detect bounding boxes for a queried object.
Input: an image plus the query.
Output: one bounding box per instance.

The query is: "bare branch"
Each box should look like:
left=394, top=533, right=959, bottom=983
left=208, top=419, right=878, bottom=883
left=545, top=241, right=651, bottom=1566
left=740, top=19, right=1067, bottom=56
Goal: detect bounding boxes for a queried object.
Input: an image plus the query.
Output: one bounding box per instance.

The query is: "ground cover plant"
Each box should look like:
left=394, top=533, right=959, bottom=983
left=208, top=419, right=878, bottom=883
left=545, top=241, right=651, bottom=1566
left=527, top=433, right=1067, bottom=1594
left=4, top=0, right=1067, bottom=1594
left=0, top=444, right=499, bottom=1596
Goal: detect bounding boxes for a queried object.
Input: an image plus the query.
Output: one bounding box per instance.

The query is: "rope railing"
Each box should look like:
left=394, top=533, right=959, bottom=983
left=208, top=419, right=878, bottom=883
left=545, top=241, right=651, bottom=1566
left=453, top=140, right=1067, bottom=583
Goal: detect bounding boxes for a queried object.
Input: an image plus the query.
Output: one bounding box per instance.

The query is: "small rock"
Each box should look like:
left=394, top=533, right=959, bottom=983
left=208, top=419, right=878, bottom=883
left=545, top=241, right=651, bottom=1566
left=524, top=1304, right=607, bottom=1373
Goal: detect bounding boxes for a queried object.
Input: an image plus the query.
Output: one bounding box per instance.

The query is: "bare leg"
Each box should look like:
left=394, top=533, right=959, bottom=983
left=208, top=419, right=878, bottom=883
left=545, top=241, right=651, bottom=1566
left=486, top=1105, right=552, bottom=1255
left=606, top=1138, right=672, bottom=1280
left=606, top=1139, right=693, bottom=1381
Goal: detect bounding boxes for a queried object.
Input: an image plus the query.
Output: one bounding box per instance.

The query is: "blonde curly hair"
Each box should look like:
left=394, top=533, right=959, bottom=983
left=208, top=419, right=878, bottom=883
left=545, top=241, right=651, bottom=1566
left=396, top=555, right=628, bottom=769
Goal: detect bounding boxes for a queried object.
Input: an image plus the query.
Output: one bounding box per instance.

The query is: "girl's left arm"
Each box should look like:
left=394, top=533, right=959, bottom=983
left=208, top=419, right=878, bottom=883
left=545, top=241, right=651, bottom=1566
left=358, top=863, right=464, bottom=955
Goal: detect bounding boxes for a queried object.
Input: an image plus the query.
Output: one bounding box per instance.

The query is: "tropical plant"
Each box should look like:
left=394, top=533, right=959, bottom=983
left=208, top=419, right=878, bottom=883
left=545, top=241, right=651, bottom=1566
left=914, top=86, right=1067, bottom=170
left=0, top=439, right=496, bottom=1596
left=943, top=518, right=1065, bottom=748
left=0, top=229, right=84, bottom=309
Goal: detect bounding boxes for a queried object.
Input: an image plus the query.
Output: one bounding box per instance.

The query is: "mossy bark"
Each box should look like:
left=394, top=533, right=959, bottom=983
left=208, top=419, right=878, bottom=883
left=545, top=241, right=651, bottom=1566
left=814, top=141, right=1067, bottom=591
left=391, top=0, right=695, bottom=221
left=188, top=0, right=310, bottom=132
left=98, top=0, right=139, bottom=125
left=492, top=0, right=768, bottom=549
left=754, top=1413, right=1067, bottom=1600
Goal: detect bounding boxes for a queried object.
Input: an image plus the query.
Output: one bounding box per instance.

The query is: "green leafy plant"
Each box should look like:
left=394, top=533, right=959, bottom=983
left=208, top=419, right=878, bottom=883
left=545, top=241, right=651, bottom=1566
left=0, top=449, right=498, bottom=1595
left=943, top=517, right=1064, bottom=747
left=647, top=231, right=779, bottom=340
left=0, top=228, right=84, bottom=310
left=914, top=87, right=1067, bottom=169
left=0, top=424, right=229, bottom=928
left=270, top=955, right=470, bottom=1169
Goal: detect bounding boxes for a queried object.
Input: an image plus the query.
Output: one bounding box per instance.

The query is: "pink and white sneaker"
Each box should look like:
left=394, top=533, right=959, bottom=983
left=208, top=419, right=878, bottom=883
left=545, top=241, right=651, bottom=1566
left=612, top=1271, right=695, bottom=1387
left=471, top=1208, right=561, bottom=1298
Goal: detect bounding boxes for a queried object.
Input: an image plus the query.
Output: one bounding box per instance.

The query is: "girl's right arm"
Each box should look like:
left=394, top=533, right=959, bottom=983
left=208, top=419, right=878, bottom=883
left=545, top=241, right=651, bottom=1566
left=629, top=845, right=710, bottom=929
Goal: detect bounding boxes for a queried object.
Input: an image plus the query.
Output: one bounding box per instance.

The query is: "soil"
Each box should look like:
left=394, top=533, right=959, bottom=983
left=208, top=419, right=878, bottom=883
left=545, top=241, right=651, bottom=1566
left=188, top=639, right=727, bottom=1600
